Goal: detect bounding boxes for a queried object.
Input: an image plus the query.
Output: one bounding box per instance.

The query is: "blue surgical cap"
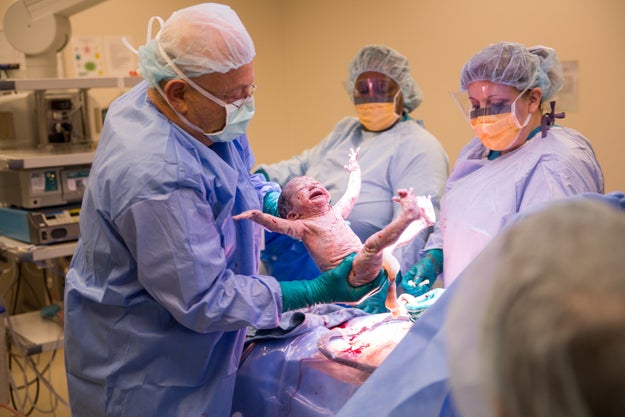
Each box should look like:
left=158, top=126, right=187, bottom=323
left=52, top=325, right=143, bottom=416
left=347, top=45, right=423, bottom=112
left=138, top=3, right=255, bottom=87
left=460, top=41, right=564, bottom=102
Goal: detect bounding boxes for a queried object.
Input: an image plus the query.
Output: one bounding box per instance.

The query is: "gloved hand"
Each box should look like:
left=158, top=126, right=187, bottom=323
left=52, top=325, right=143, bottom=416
left=263, top=190, right=281, bottom=217
left=404, top=288, right=446, bottom=322
left=254, top=168, right=270, bottom=181
left=400, top=249, right=443, bottom=297
left=356, top=278, right=389, bottom=314
left=279, top=253, right=387, bottom=312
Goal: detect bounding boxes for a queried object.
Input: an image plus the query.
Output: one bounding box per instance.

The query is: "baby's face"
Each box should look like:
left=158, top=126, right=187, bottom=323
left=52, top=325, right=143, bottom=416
left=285, top=176, right=331, bottom=217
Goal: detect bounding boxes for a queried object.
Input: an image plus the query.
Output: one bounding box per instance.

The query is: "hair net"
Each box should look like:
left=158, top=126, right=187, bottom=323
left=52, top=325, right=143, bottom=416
left=447, top=198, right=625, bottom=417
left=460, top=41, right=564, bottom=102
left=137, top=3, right=255, bottom=87
left=347, top=45, right=423, bottom=112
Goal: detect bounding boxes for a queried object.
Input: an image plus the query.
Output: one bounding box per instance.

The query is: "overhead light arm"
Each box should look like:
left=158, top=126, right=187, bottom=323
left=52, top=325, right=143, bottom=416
left=2, top=0, right=108, bottom=78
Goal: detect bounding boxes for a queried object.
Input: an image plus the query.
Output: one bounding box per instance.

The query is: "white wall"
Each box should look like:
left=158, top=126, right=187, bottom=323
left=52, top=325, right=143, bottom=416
left=2, top=0, right=623, bottom=192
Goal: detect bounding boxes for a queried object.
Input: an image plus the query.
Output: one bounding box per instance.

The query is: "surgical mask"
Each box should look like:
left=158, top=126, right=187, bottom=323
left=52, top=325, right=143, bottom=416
left=205, top=96, right=255, bottom=143
left=469, top=90, right=531, bottom=151
left=156, top=42, right=255, bottom=143
left=355, top=92, right=401, bottom=132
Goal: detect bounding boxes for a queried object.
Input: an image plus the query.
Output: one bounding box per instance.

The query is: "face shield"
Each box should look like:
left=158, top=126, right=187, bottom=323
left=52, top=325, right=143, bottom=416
left=451, top=88, right=528, bottom=127
left=451, top=90, right=513, bottom=121
left=353, top=75, right=401, bottom=105
left=453, top=88, right=532, bottom=151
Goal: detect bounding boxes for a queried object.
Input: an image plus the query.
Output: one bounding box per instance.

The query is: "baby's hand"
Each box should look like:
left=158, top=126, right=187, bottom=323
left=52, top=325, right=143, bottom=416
left=232, top=209, right=263, bottom=221
left=344, top=147, right=360, bottom=172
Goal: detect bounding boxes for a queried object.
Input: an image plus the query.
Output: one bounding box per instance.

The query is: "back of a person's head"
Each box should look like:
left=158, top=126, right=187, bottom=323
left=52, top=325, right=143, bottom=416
left=484, top=200, right=625, bottom=417
left=447, top=197, right=625, bottom=417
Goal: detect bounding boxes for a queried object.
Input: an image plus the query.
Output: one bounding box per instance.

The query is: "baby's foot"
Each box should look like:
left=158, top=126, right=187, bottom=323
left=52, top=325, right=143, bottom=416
left=416, top=195, right=436, bottom=227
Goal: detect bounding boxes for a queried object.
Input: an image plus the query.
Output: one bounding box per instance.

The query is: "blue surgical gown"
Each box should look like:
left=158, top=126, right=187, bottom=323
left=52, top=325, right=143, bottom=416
left=257, top=116, right=449, bottom=275
left=64, top=81, right=282, bottom=417
left=424, top=128, right=604, bottom=285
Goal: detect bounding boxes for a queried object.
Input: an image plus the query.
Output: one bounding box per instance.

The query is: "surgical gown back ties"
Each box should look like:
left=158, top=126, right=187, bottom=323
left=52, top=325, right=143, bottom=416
left=430, top=128, right=603, bottom=286
left=257, top=116, right=449, bottom=278
left=63, top=81, right=282, bottom=417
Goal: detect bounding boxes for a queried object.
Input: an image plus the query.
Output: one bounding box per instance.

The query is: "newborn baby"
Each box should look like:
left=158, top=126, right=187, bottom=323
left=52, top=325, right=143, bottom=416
left=234, top=149, right=435, bottom=315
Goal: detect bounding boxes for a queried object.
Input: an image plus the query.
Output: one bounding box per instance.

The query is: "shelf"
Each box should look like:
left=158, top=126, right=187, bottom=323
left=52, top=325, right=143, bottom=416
left=0, top=145, right=96, bottom=169
left=0, top=235, right=77, bottom=262
left=0, top=76, right=142, bottom=92
left=6, top=310, right=64, bottom=356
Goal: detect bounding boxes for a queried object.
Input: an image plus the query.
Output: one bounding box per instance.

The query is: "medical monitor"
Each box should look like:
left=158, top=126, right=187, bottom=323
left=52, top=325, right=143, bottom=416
left=0, top=90, right=92, bottom=150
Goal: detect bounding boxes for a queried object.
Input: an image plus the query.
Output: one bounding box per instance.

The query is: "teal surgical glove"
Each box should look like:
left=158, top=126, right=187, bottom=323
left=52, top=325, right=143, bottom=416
left=254, top=168, right=270, bottom=181
left=279, top=253, right=387, bottom=312
left=263, top=191, right=280, bottom=217
left=400, top=249, right=443, bottom=297
left=356, top=278, right=389, bottom=314
left=404, top=288, right=446, bottom=322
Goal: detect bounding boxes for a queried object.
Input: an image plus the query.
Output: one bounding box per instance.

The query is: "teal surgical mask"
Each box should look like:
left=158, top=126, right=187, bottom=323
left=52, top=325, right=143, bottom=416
left=204, top=94, right=255, bottom=143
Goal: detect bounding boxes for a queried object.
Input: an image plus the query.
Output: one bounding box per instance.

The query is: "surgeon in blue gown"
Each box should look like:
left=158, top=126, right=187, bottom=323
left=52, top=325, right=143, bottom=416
left=63, top=4, right=385, bottom=417
left=401, top=41, right=604, bottom=294
left=256, top=45, right=449, bottom=287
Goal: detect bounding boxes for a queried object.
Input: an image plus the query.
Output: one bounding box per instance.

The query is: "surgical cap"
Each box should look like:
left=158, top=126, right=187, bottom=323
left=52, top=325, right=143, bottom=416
left=138, top=3, right=255, bottom=87
left=347, top=45, right=423, bottom=112
left=460, top=41, right=564, bottom=102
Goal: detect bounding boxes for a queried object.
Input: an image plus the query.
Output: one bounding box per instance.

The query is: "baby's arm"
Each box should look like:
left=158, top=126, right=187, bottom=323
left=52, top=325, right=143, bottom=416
left=233, top=210, right=305, bottom=239
left=334, top=147, right=361, bottom=219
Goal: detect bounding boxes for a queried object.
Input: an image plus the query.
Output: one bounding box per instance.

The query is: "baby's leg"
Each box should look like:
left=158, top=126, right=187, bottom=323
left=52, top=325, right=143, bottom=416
left=348, top=248, right=406, bottom=317
left=364, top=188, right=422, bottom=252
left=348, top=189, right=421, bottom=287
left=349, top=250, right=385, bottom=287
left=390, top=194, right=436, bottom=251
left=381, top=251, right=406, bottom=317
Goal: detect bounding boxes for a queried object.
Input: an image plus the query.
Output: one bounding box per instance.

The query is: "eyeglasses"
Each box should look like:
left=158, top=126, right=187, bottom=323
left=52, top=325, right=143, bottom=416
left=194, top=82, right=257, bottom=107
left=221, top=84, right=257, bottom=104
